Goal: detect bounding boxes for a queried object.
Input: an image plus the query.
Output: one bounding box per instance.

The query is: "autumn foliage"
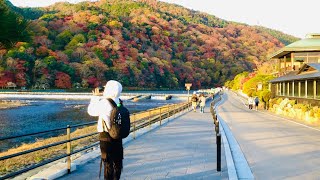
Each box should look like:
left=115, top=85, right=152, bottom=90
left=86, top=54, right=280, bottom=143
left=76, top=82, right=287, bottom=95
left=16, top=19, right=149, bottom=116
left=55, top=72, right=71, bottom=89
left=0, top=0, right=298, bottom=89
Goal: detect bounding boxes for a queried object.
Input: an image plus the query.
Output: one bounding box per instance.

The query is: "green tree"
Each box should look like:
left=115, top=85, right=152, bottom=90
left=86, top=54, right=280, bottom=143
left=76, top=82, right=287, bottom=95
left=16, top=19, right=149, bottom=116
left=0, top=0, right=31, bottom=48
left=65, top=34, right=86, bottom=50
left=55, top=30, right=73, bottom=50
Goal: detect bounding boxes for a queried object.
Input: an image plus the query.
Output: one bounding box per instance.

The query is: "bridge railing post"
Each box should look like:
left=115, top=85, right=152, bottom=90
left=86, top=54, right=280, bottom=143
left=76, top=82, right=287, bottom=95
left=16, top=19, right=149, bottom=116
left=217, top=133, right=221, bottom=172
left=133, top=114, right=136, bottom=139
left=160, top=108, right=162, bottom=126
left=167, top=105, right=170, bottom=121
left=148, top=110, right=151, bottom=129
left=66, top=125, right=71, bottom=174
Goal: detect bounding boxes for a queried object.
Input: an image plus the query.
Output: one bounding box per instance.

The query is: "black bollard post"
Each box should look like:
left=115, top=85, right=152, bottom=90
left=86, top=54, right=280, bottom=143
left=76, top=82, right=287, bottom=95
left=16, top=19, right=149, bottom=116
left=217, top=133, right=221, bottom=171
left=215, top=120, right=219, bottom=133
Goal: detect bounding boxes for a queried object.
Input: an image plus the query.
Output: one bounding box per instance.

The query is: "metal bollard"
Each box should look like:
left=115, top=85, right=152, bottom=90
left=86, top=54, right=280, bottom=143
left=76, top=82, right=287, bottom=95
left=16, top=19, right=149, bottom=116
left=213, top=114, right=217, bottom=126
left=212, top=109, right=216, bottom=117
left=215, top=120, right=219, bottom=133
left=217, top=133, right=221, bottom=171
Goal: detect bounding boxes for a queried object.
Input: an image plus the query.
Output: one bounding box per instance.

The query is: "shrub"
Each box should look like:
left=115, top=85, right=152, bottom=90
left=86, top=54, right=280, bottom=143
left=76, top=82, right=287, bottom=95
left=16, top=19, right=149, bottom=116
left=310, top=106, right=320, bottom=118
left=293, top=103, right=311, bottom=113
left=287, top=100, right=296, bottom=108
left=276, top=98, right=283, bottom=105
left=269, top=98, right=278, bottom=109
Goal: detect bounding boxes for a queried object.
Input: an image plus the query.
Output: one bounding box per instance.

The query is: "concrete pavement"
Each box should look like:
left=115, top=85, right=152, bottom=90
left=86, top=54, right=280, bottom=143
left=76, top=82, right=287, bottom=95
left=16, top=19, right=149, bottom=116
left=58, top=102, right=228, bottom=180
left=217, top=91, right=320, bottom=179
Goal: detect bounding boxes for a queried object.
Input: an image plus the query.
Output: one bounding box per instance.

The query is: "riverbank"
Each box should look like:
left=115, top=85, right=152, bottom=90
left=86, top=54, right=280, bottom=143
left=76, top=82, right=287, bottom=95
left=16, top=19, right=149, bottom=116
left=0, top=100, right=29, bottom=109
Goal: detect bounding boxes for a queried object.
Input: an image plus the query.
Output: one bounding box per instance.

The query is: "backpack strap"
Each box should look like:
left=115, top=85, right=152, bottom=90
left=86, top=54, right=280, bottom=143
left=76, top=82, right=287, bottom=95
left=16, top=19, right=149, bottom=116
left=106, top=98, right=117, bottom=108
left=101, top=98, right=117, bottom=132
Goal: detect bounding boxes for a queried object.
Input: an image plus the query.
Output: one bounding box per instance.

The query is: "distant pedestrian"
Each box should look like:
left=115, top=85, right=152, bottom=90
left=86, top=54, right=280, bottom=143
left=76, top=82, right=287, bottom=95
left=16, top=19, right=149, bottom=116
left=191, top=92, right=199, bottom=112
left=254, top=96, right=259, bottom=111
left=199, top=93, right=206, bottom=113
left=248, top=96, right=254, bottom=110
left=87, top=80, right=124, bottom=180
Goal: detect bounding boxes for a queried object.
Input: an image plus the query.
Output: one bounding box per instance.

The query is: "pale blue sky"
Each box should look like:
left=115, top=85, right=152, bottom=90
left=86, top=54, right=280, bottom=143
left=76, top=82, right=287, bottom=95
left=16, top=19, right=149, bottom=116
left=10, top=0, right=320, bottom=38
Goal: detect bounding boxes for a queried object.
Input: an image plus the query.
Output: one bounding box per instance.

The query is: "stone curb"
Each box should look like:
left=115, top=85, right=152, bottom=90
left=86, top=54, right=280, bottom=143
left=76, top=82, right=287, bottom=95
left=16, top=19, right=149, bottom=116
left=215, top=94, right=254, bottom=180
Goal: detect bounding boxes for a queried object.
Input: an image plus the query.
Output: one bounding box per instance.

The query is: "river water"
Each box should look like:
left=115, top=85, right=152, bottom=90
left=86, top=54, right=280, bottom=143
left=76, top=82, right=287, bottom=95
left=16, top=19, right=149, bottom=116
left=0, top=92, right=187, bottom=152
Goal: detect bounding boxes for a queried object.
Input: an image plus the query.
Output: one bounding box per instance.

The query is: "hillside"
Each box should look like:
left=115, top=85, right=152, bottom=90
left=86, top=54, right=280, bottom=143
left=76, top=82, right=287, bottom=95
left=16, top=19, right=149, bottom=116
left=0, top=0, right=297, bottom=89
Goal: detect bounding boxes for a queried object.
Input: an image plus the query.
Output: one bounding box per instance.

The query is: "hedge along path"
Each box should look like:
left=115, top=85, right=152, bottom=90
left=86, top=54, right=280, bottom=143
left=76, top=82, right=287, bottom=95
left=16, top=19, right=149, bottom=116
left=0, top=102, right=186, bottom=176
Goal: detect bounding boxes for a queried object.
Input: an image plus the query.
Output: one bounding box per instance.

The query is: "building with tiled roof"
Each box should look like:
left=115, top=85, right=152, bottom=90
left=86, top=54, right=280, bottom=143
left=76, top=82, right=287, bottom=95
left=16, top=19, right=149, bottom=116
left=269, top=34, right=320, bottom=105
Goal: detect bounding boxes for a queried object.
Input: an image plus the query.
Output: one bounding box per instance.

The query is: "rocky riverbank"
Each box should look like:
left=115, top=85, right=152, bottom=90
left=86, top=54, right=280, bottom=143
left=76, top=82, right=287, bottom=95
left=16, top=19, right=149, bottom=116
left=0, top=100, right=29, bottom=109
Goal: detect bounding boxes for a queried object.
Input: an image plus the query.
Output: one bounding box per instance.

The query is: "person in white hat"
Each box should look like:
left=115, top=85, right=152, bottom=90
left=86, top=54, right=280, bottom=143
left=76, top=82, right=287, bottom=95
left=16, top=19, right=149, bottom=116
left=87, top=80, right=123, bottom=180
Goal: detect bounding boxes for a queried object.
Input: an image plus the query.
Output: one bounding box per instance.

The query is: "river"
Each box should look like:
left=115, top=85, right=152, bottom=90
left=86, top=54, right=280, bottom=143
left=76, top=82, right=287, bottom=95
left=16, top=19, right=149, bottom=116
left=0, top=92, right=187, bottom=152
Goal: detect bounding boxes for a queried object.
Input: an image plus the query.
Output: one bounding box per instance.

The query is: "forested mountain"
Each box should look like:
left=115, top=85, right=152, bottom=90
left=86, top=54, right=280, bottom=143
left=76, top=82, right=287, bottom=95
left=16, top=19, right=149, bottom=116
left=0, top=0, right=297, bottom=89
left=254, top=26, right=299, bottom=45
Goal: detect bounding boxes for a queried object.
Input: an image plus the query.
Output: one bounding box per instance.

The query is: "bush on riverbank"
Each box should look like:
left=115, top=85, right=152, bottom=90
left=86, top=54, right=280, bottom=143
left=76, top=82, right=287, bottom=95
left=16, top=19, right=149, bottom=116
left=269, top=98, right=320, bottom=125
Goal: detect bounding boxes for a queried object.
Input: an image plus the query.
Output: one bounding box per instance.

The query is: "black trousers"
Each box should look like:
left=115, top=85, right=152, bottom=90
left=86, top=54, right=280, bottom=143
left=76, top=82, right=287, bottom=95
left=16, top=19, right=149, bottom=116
left=100, top=132, right=123, bottom=180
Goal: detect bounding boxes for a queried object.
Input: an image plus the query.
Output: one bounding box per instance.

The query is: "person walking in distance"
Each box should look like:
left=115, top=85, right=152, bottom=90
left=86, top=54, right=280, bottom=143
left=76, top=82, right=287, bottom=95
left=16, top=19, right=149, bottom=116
left=248, top=96, right=254, bottom=110
left=87, top=80, right=123, bottom=180
left=254, top=96, right=260, bottom=111
left=199, top=93, right=206, bottom=113
left=191, top=92, right=199, bottom=112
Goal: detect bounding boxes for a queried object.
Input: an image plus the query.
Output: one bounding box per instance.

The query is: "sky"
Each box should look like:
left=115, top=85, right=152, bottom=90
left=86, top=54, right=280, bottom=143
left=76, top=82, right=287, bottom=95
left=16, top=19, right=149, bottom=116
left=9, top=0, right=320, bottom=38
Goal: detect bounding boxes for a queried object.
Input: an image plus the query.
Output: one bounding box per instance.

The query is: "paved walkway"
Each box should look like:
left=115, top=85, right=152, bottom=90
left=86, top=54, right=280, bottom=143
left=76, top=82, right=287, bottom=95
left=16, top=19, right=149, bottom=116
left=58, top=103, right=228, bottom=180
left=218, top=91, right=320, bottom=179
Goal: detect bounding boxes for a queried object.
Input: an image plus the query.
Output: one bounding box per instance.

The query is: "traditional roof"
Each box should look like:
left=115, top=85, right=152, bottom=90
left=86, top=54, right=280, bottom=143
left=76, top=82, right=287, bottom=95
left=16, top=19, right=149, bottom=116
left=269, top=63, right=320, bottom=82
left=270, top=34, right=320, bottom=59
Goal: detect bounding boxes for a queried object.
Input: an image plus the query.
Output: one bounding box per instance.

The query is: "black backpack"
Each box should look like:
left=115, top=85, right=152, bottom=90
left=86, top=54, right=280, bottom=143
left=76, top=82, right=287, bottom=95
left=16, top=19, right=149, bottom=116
left=104, top=98, right=131, bottom=139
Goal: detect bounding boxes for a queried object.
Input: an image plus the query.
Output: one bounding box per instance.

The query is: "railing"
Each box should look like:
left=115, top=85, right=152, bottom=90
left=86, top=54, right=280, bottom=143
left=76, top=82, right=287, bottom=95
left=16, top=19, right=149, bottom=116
left=0, top=102, right=191, bottom=179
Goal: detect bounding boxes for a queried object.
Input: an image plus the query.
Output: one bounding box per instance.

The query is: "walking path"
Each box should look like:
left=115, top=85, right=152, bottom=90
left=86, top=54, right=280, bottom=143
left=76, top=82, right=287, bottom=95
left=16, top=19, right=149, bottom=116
left=217, top=91, right=320, bottom=179
left=58, top=102, right=228, bottom=180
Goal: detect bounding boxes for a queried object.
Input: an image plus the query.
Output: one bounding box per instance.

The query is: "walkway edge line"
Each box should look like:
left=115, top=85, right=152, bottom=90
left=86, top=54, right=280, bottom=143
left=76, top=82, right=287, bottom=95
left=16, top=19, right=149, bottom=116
left=215, top=94, right=254, bottom=180
left=214, top=97, right=238, bottom=180
left=221, top=126, right=238, bottom=180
